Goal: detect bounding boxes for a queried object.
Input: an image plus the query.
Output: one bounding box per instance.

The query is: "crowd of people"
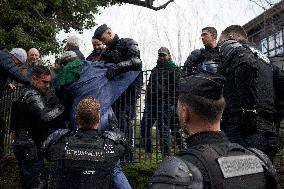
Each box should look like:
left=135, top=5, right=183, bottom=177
left=0, top=23, right=283, bottom=188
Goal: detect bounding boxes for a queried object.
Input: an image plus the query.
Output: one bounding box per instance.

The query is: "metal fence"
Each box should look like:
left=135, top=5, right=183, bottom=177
left=1, top=60, right=284, bottom=162
left=0, top=68, right=185, bottom=163
left=0, top=86, right=24, bottom=156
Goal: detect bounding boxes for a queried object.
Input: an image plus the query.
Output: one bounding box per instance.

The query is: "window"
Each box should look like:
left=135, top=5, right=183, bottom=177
left=259, top=30, right=284, bottom=56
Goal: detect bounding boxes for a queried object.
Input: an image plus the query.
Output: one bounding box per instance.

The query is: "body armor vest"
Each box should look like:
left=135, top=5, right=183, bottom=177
left=180, top=142, right=275, bottom=189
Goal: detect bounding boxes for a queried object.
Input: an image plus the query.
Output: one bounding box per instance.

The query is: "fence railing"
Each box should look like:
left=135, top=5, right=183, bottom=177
left=1, top=60, right=284, bottom=162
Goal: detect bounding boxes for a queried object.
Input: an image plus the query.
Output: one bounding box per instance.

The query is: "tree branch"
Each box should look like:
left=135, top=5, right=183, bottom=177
left=118, top=0, right=174, bottom=11
left=248, top=0, right=276, bottom=10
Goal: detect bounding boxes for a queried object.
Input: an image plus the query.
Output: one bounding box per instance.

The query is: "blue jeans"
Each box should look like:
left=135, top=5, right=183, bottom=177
left=113, top=160, right=132, bottom=189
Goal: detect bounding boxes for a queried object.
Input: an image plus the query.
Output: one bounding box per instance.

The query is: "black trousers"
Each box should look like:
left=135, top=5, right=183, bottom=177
left=141, top=103, right=175, bottom=156
left=13, top=141, right=47, bottom=189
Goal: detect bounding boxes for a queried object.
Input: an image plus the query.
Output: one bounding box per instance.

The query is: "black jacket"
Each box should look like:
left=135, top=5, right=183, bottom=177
left=100, top=34, right=142, bottom=75
left=145, top=64, right=180, bottom=107
left=218, top=41, right=275, bottom=115
left=86, top=50, right=101, bottom=62
left=44, top=129, right=126, bottom=189
left=184, top=46, right=220, bottom=72
left=0, top=50, right=29, bottom=93
left=10, top=86, right=65, bottom=144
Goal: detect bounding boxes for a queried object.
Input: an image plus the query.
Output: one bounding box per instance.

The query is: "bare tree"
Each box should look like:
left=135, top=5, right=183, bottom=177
left=118, top=0, right=175, bottom=10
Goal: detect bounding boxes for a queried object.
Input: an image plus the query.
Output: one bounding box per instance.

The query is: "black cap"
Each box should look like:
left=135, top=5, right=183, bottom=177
left=179, top=72, right=225, bottom=100
left=93, top=24, right=109, bottom=39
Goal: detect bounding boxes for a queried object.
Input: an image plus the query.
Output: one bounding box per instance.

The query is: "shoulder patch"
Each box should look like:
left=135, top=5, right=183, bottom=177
left=217, top=155, right=263, bottom=178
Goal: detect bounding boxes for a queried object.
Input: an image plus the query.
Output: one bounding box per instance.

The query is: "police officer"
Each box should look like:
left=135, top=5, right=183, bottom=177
left=149, top=72, right=279, bottom=189
left=10, top=65, right=65, bottom=189
left=93, top=24, right=142, bottom=159
left=218, top=25, right=277, bottom=160
left=184, top=27, right=220, bottom=73
left=43, top=97, right=130, bottom=189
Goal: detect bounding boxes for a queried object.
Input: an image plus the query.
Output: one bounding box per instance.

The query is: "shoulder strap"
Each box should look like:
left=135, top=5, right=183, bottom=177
left=181, top=144, right=224, bottom=189
left=42, top=129, right=71, bottom=150
left=247, top=148, right=279, bottom=188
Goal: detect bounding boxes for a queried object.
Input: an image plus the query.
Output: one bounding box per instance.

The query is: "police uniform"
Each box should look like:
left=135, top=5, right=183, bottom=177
left=218, top=40, right=277, bottom=160
left=94, top=25, right=142, bottom=157
left=43, top=128, right=127, bottom=189
left=149, top=72, right=279, bottom=189
left=184, top=46, right=220, bottom=73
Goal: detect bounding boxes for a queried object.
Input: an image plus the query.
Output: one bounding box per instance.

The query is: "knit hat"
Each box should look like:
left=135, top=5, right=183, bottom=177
left=10, top=48, right=27, bottom=64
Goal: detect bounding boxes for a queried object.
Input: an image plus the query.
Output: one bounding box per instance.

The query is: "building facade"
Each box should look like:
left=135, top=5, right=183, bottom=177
left=243, top=0, right=284, bottom=66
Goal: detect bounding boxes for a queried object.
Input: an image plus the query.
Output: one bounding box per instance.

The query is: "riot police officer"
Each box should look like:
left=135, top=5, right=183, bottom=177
left=93, top=24, right=142, bottom=160
left=218, top=25, right=277, bottom=160
left=10, top=65, right=65, bottom=189
left=43, top=97, right=130, bottom=189
left=149, top=72, right=279, bottom=189
left=184, top=27, right=220, bottom=73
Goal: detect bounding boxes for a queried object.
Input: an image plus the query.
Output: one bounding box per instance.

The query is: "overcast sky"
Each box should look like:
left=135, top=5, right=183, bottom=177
left=54, top=0, right=279, bottom=70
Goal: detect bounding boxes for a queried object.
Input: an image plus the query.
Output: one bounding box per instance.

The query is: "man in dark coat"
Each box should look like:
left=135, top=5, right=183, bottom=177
left=0, top=48, right=29, bottom=93
left=141, top=47, right=180, bottom=156
left=218, top=25, right=277, bottom=160
left=184, top=27, right=220, bottom=73
left=150, top=72, right=279, bottom=189
left=0, top=48, right=29, bottom=159
left=86, top=37, right=105, bottom=61
left=10, top=65, right=65, bottom=189
left=93, top=24, right=142, bottom=160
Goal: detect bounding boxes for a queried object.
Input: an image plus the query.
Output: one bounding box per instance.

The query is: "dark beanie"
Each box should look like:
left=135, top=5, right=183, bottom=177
left=93, top=24, right=110, bottom=39
left=179, top=72, right=225, bottom=100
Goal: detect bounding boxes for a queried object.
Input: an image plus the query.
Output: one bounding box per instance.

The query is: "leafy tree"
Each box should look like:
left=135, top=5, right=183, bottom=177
left=0, top=0, right=174, bottom=55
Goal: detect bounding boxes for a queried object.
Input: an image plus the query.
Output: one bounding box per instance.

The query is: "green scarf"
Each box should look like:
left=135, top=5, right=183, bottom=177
left=157, top=60, right=177, bottom=68
left=55, top=59, right=83, bottom=87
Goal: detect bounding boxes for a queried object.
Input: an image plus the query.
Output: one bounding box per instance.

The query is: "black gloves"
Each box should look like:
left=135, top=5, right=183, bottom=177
left=106, top=68, right=119, bottom=80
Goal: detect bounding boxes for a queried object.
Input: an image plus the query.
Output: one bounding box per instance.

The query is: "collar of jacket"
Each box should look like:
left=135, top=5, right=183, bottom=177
left=186, top=131, right=229, bottom=147
left=27, top=84, right=46, bottom=95
left=108, top=34, right=119, bottom=48
left=156, top=60, right=177, bottom=68
left=204, top=46, right=218, bottom=52
left=76, top=128, right=100, bottom=137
